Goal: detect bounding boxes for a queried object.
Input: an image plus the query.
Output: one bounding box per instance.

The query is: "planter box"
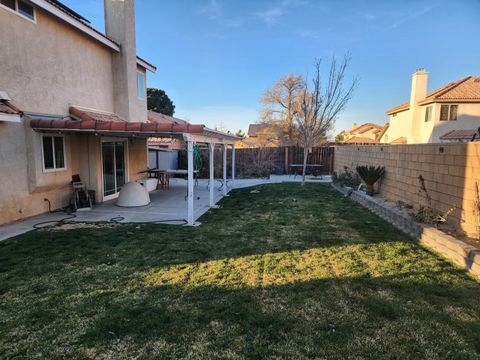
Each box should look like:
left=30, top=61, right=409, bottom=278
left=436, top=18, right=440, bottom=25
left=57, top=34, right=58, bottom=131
left=332, top=183, right=480, bottom=279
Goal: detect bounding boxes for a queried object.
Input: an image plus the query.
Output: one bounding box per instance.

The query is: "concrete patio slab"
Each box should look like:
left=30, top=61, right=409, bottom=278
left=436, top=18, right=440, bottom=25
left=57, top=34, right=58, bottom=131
left=0, top=174, right=331, bottom=241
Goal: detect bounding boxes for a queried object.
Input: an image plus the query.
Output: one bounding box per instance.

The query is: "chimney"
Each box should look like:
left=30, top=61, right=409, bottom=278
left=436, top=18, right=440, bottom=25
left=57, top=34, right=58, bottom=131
left=410, top=68, right=429, bottom=108
left=351, top=122, right=357, bottom=130
left=104, top=0, right=138, bottom=122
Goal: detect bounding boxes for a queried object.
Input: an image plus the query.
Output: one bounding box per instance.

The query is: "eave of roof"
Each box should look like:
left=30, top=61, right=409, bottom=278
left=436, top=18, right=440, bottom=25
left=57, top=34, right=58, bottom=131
left=32, top=0, right=156, bottom=72
left=343, top=136, right=378, bottom=144
left=386, top=76, right=480, bottom=114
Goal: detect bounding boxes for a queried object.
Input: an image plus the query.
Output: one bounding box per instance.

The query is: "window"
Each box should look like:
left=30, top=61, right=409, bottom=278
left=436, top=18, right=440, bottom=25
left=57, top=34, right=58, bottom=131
left=424, top=106, right=433, bottom=122
left=392, top=113, right=397, bottom=117
left=440, top=104, right=458, bottom=121
left=0, top=0, right=35, bottom=21
left=137, top=71, right=145, bottom=99
left=42, top=135, right=66, bottom=171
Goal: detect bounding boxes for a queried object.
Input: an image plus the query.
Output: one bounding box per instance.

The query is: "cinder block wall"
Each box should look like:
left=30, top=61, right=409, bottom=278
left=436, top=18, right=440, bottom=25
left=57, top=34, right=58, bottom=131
left=334, top=143, right=480, bottom=238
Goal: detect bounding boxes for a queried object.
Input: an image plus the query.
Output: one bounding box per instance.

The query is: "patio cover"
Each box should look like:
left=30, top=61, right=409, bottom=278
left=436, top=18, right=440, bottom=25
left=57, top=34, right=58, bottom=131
left=29, top=106, right=240, bottom=225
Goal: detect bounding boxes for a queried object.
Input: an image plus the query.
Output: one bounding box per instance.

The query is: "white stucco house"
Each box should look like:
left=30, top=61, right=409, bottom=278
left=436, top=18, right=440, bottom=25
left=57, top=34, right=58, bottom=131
left=0, top=0, right=237, bottom=226
left=380, top=69, right=480, bottom=144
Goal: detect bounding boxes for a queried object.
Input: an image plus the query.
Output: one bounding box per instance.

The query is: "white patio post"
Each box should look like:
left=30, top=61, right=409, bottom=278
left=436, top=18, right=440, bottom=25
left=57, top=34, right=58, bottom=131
left=222, top=143, right=227, bottom=196
left=187, top=140, right=194, bottom=225
left=231, top=144, right=235, bottom=188
left=209, top=142, right=215, bottom=207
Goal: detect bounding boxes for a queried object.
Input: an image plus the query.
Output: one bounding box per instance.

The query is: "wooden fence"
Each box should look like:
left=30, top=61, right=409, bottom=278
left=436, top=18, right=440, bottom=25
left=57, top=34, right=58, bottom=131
left=179, top=145, right=335, bottom=178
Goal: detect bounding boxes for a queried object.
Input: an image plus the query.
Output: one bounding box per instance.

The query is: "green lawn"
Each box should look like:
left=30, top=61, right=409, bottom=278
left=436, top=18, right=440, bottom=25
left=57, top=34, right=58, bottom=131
left=1, top=183, right=480, bottom=359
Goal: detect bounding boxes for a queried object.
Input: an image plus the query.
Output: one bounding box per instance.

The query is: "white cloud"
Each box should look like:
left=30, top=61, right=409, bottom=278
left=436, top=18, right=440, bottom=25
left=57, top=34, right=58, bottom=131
left=256, top=0, right=309, bottom=25
left=197, top=0, right=245, bottom=28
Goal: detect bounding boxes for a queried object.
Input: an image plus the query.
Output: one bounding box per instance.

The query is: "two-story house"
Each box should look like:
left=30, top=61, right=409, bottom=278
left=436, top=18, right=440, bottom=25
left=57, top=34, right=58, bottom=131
left=380, top=69, right=480, bottom=144
left=0, top=0, right=238, bottom=227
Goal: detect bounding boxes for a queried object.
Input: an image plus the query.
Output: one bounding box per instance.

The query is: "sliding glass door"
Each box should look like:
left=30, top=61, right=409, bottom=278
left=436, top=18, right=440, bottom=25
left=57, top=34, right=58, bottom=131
left=102, top=141, right=126, bottom=199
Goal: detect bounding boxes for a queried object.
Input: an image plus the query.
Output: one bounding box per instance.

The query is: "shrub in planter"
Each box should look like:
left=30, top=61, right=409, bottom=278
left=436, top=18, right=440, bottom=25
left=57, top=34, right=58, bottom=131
left=356, top=165, right=385, bottom=196
left=332, top=166, right=361, bottom=188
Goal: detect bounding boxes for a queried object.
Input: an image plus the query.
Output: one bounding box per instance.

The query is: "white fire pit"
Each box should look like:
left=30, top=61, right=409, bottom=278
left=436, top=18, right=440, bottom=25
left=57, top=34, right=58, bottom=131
left=116, top=181, right=150, bottom=207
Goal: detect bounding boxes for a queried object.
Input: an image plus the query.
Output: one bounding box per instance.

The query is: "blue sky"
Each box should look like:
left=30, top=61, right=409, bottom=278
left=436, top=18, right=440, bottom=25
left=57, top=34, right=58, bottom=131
left=62, top=0, right=480, bottom=135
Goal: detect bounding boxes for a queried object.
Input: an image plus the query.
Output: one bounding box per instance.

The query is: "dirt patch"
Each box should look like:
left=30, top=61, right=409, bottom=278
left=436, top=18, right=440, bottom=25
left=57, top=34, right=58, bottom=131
left=44, top=222, right=121, bottom=232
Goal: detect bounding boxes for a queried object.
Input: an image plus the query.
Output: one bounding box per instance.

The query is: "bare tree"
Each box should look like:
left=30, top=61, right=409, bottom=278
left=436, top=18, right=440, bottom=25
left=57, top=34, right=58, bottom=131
left=295, top=56, right=358, bottom=183
left=260, top=74, right=304, bottom=145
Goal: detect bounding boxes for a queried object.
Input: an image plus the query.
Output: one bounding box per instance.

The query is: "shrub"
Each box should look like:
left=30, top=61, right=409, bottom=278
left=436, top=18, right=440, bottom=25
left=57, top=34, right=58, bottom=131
left=332, top=166, right=361, bottom=188
left=356, top=166, right=385, bottom=196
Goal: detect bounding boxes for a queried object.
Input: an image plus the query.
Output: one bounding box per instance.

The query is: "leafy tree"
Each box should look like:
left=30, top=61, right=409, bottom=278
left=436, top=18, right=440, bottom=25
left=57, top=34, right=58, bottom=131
left=335, top=131, right=345, bottom=143
left=147, top=88, right=175, bottom=116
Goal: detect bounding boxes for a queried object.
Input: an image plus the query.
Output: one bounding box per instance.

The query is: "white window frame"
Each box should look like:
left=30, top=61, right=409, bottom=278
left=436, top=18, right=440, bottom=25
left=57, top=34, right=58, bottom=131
left=100, top=138, right=129, bottom=201
left=0, top=0, right=36, bottom=23
left=41, top=134, right=66, bottom=173
left=137, top=71, right=146, bottom=100
left=440, top=104, right=458, bottom=121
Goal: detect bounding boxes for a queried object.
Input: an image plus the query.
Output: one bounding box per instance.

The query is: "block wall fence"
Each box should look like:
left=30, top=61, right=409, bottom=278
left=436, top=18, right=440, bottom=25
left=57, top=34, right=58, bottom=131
left=333, top=143, right=480, bottom=238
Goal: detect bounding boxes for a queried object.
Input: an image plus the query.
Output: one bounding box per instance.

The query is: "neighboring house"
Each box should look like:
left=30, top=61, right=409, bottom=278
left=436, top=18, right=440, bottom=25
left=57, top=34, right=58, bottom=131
left=237, top=123, right=283, bottom=148
left=341, top=122, right=384, bottom=144
left=380, top=68, right=480, bottom=144
left=0, top=0, right=237, bottom=226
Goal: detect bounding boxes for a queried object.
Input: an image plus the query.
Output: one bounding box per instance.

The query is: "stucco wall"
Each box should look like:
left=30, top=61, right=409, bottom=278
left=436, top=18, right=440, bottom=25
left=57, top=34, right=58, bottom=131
left=381, top=103, right=480, bottom=144
left=382, top=110, right=412, bottom=143
left=0, top=6, right=150, bottom=225
left=334, top=143, right=480, bottom=238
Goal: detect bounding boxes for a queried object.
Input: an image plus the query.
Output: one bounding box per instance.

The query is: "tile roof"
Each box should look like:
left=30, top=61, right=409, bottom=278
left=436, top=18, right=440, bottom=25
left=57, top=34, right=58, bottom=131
left=386, top=76, right=480, bottom=115
left=343, top=136, right=378, bottom=144
left=376, top=122, right=389, bottom=142
left=0, top=100, right=21, bottom=115
left=247, top=123, right=278, bottom=136
left=345, top=122, right=383, bottom=135
left=147, top=110, right=188, bottom=125
left=30, top=106, right=205, bottom=134
left=440, top=129, right=480, bottom=141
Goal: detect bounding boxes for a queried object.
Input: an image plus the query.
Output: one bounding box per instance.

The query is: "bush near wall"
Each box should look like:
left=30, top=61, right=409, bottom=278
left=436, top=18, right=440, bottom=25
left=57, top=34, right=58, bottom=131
left=334, top=143, right=480, bottom=238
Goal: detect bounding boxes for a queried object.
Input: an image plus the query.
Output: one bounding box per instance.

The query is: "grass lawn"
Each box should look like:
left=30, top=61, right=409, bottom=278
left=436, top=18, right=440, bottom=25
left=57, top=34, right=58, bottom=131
left=1, top=183, right=480, bottom=359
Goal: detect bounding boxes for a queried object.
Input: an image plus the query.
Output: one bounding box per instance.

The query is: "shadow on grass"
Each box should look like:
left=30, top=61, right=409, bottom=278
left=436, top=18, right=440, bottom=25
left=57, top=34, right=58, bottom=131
left=1, top=183, right=480, bottom=358
left=76, top=272, right=480, bottom=358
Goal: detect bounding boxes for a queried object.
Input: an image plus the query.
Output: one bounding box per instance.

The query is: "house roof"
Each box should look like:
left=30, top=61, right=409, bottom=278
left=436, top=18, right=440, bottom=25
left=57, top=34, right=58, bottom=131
left=34, top=0, right=156, bottom=72
left=391, top=137, right=407, bottom=144
left=30, top=106, right=204, bottom=135
left=386, top=76, right=480, bottom=115
left=440, top=129, right=480, bottom=141
left=345, top=122, right=383, bottom=135
left=147, top=110, right=188, bottom=125
left=29, top=106, right=240, bottom=144
left=343, top=136, right=378, bottom=144
left=376, top=122, right=389, bottom=141
left=247, top=123, right=279, bottom=136
left=0, top=99, right=21, bottom=115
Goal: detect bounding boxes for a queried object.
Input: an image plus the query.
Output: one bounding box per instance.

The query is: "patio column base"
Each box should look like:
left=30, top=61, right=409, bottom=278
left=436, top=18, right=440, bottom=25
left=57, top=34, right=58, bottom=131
left=184, top=221, right=202, bottom=227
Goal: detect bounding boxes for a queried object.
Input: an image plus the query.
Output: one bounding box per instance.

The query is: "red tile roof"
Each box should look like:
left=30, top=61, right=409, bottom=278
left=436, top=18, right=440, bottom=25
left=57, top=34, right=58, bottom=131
left=386, top=76, right=480, bottom=115
left=343, top=136, right=378, bottom=144
left=440, top=129, right=480, bottom=141
left=30, top=106, right=205, bottom=134
left=147, top=110, right=188, bottom=125
left=345, top=122, right=383, bottom=135
left=0, top=100, right=21, bottom=115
